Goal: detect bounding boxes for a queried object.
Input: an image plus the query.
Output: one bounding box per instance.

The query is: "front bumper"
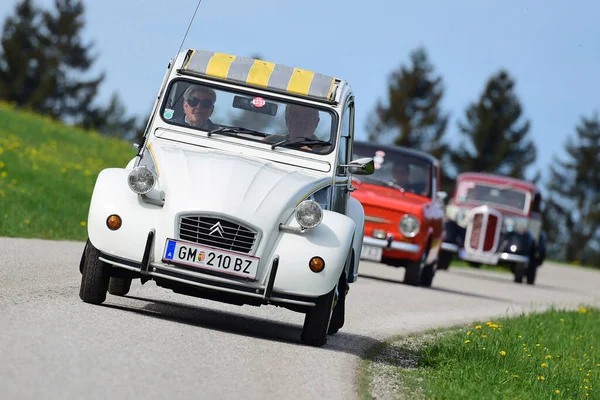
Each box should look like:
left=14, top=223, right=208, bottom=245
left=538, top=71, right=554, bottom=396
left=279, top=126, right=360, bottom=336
left=99, top=231, right=317, bottom=308
left=456, top=248, right=529, bottom=265
left=362, top=236, right=420, bottom=253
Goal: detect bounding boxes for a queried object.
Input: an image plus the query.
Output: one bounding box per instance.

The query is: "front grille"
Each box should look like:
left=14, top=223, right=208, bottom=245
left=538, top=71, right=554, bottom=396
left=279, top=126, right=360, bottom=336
left=178, top=215, right=257, bottom=254
left=465, top=207, right=501, bottom=253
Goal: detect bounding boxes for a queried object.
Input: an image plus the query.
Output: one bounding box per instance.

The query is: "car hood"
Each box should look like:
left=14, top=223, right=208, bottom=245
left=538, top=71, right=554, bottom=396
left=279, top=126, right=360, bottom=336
left=352, top=181, right=427, bottom=213
left=149, top=142, right=329, bottom=226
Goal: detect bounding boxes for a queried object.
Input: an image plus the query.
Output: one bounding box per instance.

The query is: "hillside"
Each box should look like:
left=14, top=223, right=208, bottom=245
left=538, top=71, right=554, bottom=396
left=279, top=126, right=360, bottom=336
left=0, top=102, right=136, bottom=241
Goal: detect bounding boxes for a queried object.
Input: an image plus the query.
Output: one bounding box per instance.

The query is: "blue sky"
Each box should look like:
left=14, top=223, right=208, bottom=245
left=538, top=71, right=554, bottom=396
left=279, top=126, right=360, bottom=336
left=2, top=0, right=599, bottom=186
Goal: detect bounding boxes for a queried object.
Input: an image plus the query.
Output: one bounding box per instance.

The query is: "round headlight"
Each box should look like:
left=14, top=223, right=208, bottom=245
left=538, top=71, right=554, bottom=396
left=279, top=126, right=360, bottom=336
left=128, top=166, right=156, bottom=195
left=399, top=214, right=420, bottom=238
left=295, top=200, right=323, bottom=229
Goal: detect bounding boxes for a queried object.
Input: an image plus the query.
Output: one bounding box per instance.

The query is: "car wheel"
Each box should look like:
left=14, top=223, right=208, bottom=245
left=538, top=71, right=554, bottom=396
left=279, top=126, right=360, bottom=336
left=79, top=240, right=111, bottom=304
left=301, top=284, right=337, bottom=347
left=437, top=250, right=452, bottom=271
left=513, top=263, right=526, bottom=283
left=420, top=259, right=437, bottom=287
left=108, top=277, right=132, bottom=296
left=404, top=251, right=425, bottom=286
left=328, top=274, right=347, bottom=335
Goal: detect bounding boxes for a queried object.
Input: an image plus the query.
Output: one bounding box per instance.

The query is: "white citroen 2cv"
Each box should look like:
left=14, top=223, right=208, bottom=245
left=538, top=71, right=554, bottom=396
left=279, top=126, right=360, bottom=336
left=78, top=49, right=374, bottom=346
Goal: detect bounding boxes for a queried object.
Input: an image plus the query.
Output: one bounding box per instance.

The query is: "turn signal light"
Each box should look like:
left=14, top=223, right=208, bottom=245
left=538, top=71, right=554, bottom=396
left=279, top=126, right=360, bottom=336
left=309, top=256, right=325, bottom=273
left=106, top=214, right=122, bottom=230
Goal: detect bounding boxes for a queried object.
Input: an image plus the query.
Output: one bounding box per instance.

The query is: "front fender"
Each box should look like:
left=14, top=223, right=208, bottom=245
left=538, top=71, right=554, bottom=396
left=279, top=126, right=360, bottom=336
left=270, top=210, right=355, bottom=298
left=346, top=196, right=364, bottom=283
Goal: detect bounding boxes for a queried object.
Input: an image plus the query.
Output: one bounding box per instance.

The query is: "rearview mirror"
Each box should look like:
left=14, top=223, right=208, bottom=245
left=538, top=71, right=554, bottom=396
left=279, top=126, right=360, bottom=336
left=341, top=157, right=374, bottom=175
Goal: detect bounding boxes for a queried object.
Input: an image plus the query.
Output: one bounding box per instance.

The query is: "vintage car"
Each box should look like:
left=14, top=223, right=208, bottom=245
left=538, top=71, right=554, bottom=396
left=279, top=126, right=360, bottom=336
left=438, top=172, right=547, bottom=284
left=78, top=48, right=375, bottom=347
left=349, top=141, right=446, bottom=287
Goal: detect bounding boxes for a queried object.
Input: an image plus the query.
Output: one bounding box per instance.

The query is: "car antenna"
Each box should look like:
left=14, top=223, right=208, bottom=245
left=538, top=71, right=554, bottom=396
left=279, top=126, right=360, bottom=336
left=175, top=0, right=203, bottom=60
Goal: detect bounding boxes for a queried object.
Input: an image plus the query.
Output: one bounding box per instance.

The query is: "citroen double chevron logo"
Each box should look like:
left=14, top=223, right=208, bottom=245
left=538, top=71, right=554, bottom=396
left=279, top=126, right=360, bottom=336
left=209, top=221, right=225, bottom=237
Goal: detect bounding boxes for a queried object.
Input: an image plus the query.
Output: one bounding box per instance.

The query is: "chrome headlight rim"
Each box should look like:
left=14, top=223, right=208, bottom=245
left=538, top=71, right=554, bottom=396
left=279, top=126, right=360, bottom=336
left=295, top=199, right=323, bottom=230
left=127, top=165, right=157, bottom=195
left=399, top=214, right=420, bottom=238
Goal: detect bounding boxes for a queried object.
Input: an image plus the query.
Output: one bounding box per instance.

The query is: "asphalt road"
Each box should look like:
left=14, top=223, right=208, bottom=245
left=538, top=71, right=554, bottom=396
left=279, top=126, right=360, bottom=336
left=2, top=237, right=599, bottom=400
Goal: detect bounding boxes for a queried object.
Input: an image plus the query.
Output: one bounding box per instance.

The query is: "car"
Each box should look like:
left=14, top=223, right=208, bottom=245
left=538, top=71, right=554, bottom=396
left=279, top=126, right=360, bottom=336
left=438, top=172, right=547, bottom=284
left=349, top=141, right=446, bottom=287
left=78, top=48, right=375, bottom=347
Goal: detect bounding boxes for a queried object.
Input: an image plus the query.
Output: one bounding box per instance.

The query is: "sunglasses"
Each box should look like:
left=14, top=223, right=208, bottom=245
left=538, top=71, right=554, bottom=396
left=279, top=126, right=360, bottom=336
left=186, top=97, right=213, bottom=108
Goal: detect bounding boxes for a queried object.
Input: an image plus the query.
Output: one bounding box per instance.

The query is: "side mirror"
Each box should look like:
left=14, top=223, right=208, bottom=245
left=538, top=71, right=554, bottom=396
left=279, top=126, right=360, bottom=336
left=341, top=157, right=375, bottom=175
left=436, top=191, right=448, bottom=203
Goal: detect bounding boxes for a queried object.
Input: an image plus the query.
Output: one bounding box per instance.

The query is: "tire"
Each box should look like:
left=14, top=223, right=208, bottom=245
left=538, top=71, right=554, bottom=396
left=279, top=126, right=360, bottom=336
left=108, top=277, right=132, bottom=296
left=513, top=263, right=526, bottom=283
left=437, top=250, right=452, bottom=271
left=301, top=284, right=337, bottom=347
left=420, top=259, right=437, bottom=287
left=79, top=240, right=111, bottom=304
left=404, top=251, right=425, bottom=286
left=328, top=275, right=347, bottom=335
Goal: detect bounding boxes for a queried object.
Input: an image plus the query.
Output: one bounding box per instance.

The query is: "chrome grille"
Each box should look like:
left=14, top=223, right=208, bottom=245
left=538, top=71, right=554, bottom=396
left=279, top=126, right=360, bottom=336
left=178, top=215, right=257, bottom=254
left=465, top=206, right=502, bottom=253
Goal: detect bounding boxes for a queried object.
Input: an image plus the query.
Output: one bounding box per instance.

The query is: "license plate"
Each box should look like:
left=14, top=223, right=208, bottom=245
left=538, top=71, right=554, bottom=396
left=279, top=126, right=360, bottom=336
left=361, top=245, right=383, bottom=262
left=162, top=238, right=259, bottom=280
left=459, top=249, right=498, bottom=265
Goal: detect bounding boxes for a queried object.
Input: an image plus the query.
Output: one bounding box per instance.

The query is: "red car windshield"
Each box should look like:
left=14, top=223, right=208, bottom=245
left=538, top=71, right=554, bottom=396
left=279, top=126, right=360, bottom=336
left=455, top=181, right=529, bottom=213
left=353, top=144, right=433, bottom=198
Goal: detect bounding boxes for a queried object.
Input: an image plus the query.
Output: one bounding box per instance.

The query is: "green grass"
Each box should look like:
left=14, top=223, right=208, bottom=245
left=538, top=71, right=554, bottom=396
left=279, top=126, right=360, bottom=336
left=360, top=306, right=599, bottom=399
left=0, top=102, right=135, bottom=241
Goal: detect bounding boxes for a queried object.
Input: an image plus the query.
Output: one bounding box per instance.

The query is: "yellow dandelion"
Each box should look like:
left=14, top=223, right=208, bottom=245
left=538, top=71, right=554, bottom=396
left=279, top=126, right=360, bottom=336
left=0, top=161, right=4, bottom=168
left=24, top=219, right=30, bottom=224
left=528, top=354, right=532, bottom=357
left=578, top=307, right=588, bottom=313
left=538, top=376, right=545, bottom=381
left=482, top=347, right=486, bottom=350
left=560, top=318, right=565, bottom=322
left=475, top=325, right=482, bottom=329
left=542, top=363, right=549, bottom=368
left=465, top=339, right=471, bottom=343
left=536, top=344, right=541, bottom=347
left=1, top=171, right=7, bottom=178
left=80, top=221, right=86, bottom=227
left=467, top=331, right=472, bottom=335
left=482, top=335, right=487, bottom=338
left=505, top=370, right=509, bottom=374
left=555, top=390, right=560, bottom=394
left=546, top=355, right=552, bottom=359
left=518, top=335, right=522, bottom=338
left=512, top=374, right=520, bottom=379
left=500, top=351, right=506, bottom=356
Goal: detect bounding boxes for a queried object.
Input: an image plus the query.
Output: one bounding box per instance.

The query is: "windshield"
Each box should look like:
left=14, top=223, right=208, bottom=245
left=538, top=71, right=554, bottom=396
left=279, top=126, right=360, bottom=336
left=159, top=79, right=336, bottom=154
left=455, top=181, right=529, bottom=212
left=352, top=143, right=433, bottom=198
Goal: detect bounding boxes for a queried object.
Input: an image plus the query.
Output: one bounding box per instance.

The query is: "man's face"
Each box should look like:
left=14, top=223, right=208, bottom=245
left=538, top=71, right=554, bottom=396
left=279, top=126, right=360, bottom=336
left=183, top=88, right=215, bottom=127
left=286, top=106, right=320, bottom=138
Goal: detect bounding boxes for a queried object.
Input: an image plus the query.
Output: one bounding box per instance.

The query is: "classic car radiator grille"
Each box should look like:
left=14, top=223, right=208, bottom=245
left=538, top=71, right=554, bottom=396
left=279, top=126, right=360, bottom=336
left=465, top=208, right=501, bottom=252
left=178, top=216, right=257, bottom=254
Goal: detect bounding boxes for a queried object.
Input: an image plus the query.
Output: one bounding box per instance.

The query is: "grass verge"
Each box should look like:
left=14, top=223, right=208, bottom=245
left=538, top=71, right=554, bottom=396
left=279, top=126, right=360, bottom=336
left=0, top=102, right=135, bottom=241
left=359, top=306, right=599, bottom=399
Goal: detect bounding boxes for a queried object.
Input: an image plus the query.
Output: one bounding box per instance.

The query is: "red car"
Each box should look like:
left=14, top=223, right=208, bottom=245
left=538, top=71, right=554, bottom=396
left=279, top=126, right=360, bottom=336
left=350, top=141, right=446, bottom=287
left=438, top=172, right=547, bottom=284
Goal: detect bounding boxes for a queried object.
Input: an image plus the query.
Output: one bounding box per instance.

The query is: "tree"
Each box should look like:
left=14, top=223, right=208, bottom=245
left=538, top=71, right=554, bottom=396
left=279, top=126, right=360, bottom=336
left=450, top=70, right=536, bottom=180
left=545, top=112, right=600, bottom=267
left=0, top=0, right=105, bottom=121
left=367, top=47, right=449, bottom=158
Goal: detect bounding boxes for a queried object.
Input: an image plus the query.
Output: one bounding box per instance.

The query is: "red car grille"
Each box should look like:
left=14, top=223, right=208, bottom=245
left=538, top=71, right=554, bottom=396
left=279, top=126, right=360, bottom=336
left=465, top=208, right=501, bottom=252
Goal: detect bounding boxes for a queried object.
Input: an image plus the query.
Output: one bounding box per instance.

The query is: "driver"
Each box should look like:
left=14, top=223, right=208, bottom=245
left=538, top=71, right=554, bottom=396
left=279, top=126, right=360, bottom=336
left=177, top=84, right=218, bottom=129
left=264, top=104, right=330, bottom=152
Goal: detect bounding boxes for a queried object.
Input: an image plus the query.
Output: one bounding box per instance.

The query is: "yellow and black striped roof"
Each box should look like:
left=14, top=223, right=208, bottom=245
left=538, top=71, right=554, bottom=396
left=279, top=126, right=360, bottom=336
left=179, top=49, right=339, bottom=102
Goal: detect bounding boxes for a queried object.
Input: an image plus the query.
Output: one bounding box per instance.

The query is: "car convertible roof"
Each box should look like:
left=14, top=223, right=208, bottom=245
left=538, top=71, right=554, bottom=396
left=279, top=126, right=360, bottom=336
left=177, top=49, right=342, bottom=103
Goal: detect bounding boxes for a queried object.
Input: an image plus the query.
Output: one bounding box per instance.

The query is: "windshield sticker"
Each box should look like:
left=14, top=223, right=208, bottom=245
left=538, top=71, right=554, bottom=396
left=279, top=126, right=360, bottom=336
left=375, top=150, right=386, bottom=157
left=252, top=97, right=265, bottom=108
left=163, top=108, right=174, bottom=120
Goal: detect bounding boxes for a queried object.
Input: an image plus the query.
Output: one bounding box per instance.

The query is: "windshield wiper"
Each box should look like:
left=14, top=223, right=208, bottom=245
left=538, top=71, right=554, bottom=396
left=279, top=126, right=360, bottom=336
left=270, top=136, right=331, bottom=150
left=207, top=126, right=267, bottom=138
left=364, top=176, right=405, bottom=192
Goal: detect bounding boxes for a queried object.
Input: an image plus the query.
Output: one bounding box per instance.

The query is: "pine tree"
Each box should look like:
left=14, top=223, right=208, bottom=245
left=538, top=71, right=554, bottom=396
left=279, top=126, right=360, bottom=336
left=545, top=112, right=600, bottom=266
left=367, top=47, right=449, bottom=159
left=0, top=0, right=104, bottom=120
left=450, top=70, right=536, bottom=180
